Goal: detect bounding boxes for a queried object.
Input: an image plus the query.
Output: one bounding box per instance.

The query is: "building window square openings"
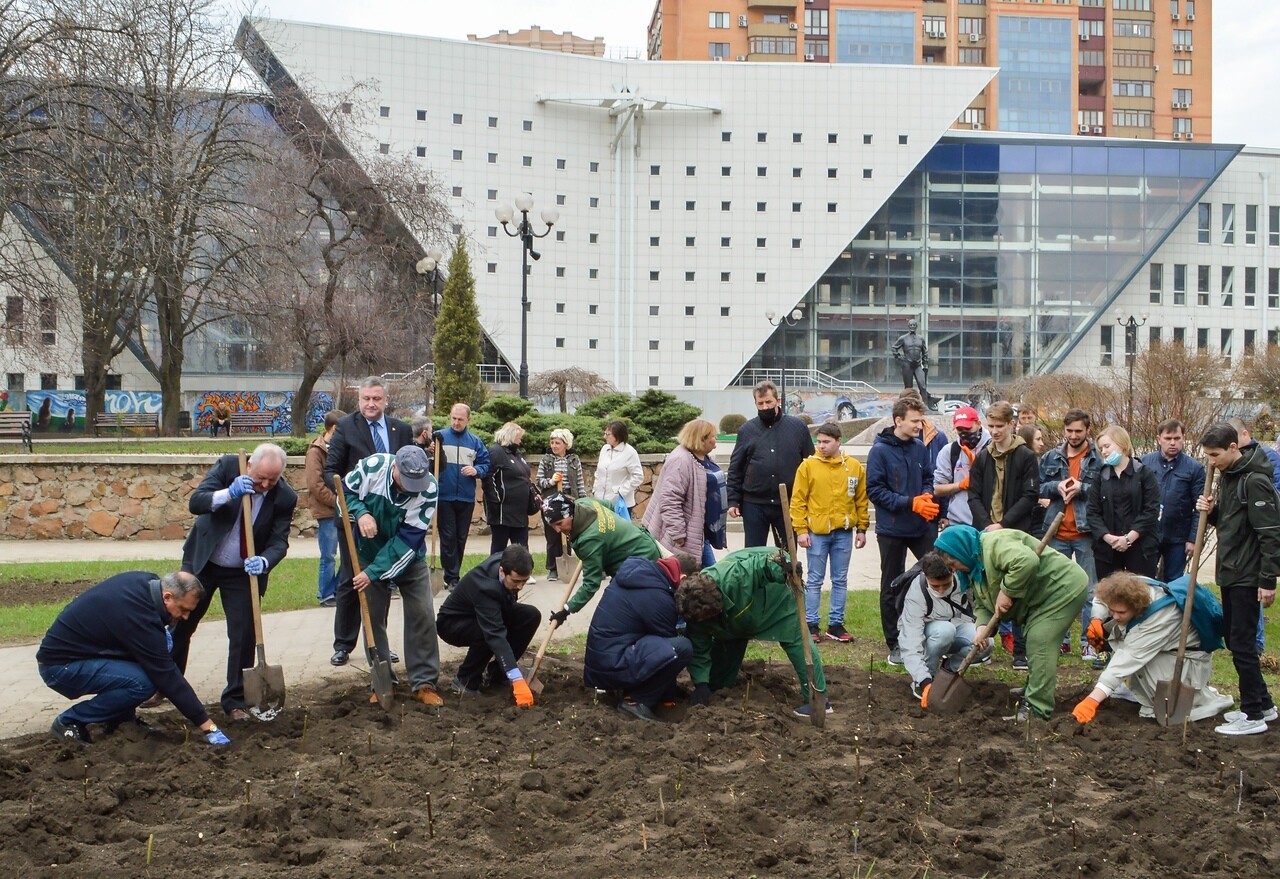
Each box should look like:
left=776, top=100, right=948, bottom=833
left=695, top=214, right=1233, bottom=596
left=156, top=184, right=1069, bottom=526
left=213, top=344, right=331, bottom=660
left=379, top=143, right=389, bottom=154
left=379, top=106, right=390, bottom=117
left=416, top=109, right=426, bottom=121
left=416, top=146, right=426, bottom=157
left=453, top=113, right=462, bottom=124
left=488, top=116, right=497, bottom=128
left=710, top=42, right=730, bottom=59
left=523, top=120, right=532, bottom=131
left=710, top=11, right=730, bottom=29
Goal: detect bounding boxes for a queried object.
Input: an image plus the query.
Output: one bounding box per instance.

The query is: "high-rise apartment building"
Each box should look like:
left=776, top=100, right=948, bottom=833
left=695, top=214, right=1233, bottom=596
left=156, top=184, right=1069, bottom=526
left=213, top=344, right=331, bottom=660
left=648, top=0, right=1211, bottom=140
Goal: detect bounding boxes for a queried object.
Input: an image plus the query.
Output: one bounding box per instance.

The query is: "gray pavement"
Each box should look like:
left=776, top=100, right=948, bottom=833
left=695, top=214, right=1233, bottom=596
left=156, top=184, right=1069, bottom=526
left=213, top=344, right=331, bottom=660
left=0, top=527, right=883, bottom=741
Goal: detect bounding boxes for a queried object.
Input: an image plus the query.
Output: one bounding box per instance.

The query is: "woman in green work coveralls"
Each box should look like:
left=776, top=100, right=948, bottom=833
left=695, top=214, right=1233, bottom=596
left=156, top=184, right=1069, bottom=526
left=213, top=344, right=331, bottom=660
left=932, top=525, right=1087, bottom=720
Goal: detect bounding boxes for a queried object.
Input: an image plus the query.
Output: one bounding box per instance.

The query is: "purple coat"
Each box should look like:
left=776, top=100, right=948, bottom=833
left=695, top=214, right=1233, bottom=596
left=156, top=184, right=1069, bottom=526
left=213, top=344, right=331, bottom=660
left=642, top=444, right=707, bottom=562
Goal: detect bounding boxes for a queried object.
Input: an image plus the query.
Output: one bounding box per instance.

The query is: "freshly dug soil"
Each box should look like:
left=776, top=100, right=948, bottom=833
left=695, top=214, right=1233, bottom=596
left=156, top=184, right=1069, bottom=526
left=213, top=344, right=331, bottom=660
left=2, top=656, right=1277, bottom=879
left=0, top=580, right=96, bottom=609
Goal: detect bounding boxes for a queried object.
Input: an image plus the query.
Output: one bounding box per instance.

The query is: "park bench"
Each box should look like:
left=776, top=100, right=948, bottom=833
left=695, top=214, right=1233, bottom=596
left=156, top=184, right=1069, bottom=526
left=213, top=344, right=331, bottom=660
left=0, top=411, right=33, bottom=452
left=229, top=412, right=278, bottom=436
left=93, top=412, right=161, bottom=437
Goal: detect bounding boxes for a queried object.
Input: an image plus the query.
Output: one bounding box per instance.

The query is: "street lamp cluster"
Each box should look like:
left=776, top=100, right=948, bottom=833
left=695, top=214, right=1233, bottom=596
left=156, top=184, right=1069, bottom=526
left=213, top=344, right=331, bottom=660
left=415, top=246, right=445, bottom=413
left=496, top=194, right=558, bottom=399
left=766, top=307, right=804, bottom=410
left=1114, top=311, right=1148, bottom=433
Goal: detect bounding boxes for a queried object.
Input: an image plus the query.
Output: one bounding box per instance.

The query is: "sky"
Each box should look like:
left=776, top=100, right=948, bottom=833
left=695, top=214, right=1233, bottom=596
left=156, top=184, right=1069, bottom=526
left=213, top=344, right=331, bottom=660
left=248, top=0, right=1280, bottom=148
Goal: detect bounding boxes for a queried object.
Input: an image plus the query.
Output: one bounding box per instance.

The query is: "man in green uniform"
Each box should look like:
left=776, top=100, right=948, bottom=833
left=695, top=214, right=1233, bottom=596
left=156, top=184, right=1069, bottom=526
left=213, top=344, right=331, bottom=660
left=677, top=547, right=830, bottom=719
left=543, top=494, right=662, bottom=625
left=933, top=525, right=1086, bottom=720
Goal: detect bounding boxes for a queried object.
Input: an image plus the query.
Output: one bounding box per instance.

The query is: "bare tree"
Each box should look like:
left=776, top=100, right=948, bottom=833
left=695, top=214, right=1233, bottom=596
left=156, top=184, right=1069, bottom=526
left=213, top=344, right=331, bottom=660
left=1129, top=342, right=1237, bottom=450
left=529, top=367, right=616, bottom=413
left=241, top=83, right=451, bottom=435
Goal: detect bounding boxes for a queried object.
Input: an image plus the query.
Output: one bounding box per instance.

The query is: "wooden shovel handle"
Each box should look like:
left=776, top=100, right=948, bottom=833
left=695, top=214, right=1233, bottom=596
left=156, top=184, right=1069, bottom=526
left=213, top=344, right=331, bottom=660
left=778, top=483, right=824, bottom=698
left=527, top=546, right=581, bottom=684
left=334, top=481, right=379, bottom=651
left=238, top=451, right=267, bottom=650
left=1169, top=469, right=1217, bottom=681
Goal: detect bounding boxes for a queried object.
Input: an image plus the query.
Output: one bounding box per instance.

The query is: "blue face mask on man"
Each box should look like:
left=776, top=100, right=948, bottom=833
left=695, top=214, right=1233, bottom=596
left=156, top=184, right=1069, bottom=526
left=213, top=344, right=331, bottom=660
left=1103, top=450, right=1122, bottom=467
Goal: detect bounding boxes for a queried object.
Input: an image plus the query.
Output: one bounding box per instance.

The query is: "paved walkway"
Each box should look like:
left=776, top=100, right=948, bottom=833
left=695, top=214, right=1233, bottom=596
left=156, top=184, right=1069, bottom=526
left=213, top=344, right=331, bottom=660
left=0, top=528, right=882, bottom=741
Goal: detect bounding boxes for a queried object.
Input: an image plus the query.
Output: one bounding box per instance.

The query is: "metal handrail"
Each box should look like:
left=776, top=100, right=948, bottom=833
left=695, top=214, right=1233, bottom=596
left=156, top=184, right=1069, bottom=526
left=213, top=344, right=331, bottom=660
left=733, top=368, right=880, bottom=396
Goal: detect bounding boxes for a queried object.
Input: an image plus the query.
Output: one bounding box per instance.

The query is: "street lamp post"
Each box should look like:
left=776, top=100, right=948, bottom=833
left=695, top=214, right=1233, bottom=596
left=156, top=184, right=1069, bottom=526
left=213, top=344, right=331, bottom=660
left=1114, top=311, right=1148, bottom=434
left=496, top=194, right=559, bottom=399
left=415, top=246, right=445, bottom=414
left=766, top=307, right=804, bottom=411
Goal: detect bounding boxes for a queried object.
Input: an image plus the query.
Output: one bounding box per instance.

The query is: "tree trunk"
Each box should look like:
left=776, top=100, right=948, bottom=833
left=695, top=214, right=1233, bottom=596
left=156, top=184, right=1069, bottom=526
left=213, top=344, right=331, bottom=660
left=80, top=327, right=111, bottom=426
left=155, top=279, right=185, bottom=436
left=293, top=363, right=324, bottom=437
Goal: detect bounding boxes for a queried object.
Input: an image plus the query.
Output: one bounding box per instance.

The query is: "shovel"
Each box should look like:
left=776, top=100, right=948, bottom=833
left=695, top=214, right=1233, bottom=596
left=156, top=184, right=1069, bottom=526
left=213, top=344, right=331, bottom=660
left=1152, top=468, right=1218, bottom=727
left=237, top=451, right=286, bottom=716
left=428, top=437, right=446, bottom=595
left=928, top=511, right=1064, bottom=715
left=525, top=537, right=582, bottom=695
left=778, top=483, right=825, bottom=729
left=334, top=481, right=395, bottom=711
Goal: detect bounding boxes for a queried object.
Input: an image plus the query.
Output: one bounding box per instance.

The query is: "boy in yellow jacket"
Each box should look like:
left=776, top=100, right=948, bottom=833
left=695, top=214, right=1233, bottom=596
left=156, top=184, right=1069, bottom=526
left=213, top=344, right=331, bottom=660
left=790, top=422, right=870, bottom=642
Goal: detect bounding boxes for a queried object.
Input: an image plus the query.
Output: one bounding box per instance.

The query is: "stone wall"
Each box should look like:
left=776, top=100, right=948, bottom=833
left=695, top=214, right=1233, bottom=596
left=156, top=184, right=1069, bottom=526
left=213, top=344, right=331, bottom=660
left=0, top=454, right=669, bottom=540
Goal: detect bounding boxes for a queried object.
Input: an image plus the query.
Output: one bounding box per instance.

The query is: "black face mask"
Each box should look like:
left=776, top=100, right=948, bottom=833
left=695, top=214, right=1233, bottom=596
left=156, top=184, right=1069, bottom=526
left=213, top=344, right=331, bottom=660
left=958, top=430, right=980, bottom=449
left=758, top=405, right=782, bottom=425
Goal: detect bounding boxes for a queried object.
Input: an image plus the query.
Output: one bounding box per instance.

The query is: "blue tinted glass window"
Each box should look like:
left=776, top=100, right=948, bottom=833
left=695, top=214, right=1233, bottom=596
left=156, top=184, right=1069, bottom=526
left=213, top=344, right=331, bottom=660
left=997, top=16, right=1072, bottom=134
left=1107, top=147, right=1145, bottom=176
left=835, top=10, right=914, bottom=64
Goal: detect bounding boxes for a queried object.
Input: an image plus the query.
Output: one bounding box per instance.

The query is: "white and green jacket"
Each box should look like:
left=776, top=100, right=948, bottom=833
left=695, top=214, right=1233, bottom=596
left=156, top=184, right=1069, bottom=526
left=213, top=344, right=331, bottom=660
left=343, top=453, right=438, bottom=581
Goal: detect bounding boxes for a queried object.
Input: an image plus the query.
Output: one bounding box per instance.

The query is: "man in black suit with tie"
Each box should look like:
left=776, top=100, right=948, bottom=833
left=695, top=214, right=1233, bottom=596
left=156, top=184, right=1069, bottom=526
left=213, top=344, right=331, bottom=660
left=324, top=376, right=413, bottom=666
left=176, top=443, right=297, bottom=720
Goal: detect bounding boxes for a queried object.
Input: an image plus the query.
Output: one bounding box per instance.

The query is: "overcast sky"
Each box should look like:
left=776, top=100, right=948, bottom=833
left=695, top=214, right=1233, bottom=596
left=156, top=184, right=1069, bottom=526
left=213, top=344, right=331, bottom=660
left=249, top=0, right=1280, bottom=147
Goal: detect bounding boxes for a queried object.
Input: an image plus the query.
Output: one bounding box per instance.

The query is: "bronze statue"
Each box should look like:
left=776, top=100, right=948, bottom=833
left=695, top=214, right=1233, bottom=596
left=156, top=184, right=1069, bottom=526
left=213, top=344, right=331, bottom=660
left=891, top=319, right=938, bottom=410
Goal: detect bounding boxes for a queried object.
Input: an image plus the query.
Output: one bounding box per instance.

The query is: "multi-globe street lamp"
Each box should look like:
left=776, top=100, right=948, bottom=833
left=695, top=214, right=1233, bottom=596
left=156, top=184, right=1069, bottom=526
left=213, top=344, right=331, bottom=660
left=496, top=194, right=558, bottom=399
left=415, top=246, right=445, bottom=413
left=766, top=307, right=804, bottom=412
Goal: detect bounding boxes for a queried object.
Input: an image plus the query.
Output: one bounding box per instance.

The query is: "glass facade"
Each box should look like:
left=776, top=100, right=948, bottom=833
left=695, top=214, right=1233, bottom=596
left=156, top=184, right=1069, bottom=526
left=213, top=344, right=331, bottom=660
left=745, top=138, right=1238, bottom=389
left=834, top=10, right=915, bottom=65
left=997, top=16, right=1074, bottom=135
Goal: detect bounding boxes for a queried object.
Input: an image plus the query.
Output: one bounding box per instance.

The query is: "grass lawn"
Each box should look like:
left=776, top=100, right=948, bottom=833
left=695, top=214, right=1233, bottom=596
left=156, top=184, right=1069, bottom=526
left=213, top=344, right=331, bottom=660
left=0, top=553, right=545, bottom=644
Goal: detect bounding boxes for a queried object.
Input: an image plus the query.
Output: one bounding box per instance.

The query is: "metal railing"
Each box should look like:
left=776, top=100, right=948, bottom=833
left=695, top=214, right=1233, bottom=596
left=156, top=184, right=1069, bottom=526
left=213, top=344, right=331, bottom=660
left=382, top=363, right=516, bottom=386
left=732, top=368, right=880, bottom=397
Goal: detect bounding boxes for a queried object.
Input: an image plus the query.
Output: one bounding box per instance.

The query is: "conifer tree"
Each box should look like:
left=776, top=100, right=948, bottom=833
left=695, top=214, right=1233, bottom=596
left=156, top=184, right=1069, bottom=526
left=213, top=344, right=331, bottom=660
left=433, top=235, right=488, bottom=411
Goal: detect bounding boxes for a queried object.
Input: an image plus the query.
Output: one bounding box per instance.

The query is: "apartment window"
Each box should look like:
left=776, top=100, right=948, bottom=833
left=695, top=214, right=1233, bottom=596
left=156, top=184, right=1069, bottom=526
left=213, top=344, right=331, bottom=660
left=590, top=161, right=599, bottom=172
left=555, top=338, right=565, bottom=349
left=488, top=152, right=497, bottom=163
left=749, top=36, right=796, bottom=54
left=588, top=339, right=598, bottom=349
left=555, top=303, right=566, bottom=314
left=1149, top=263, right=1163, bottom=304
left=1222, top=266, right=1235, bottom=306
left=756, top=237, right=766, bottom=248
left=722, top=131, right=731, bottom=142
left=556, top=158, right=566, bottom=170
left=1246, top=205, right=1259, bottom=245
left=486, top=263, right=497, bottom=274
left=1223, top=204, right=1236, bottom=245
left=959, top=48, right=985, bottom=64
left=1271, top=268, right=1280, bottom=308
left=1196, top=328, right=1208, bottom=351
left=863, top=134, right=872, bottom=145
left=1173, top=88, right=1193, bottom=107
left=686, top=165, right=696, bottom=176
left=1100, top=325, right=1113, bottom=366
left=793, top=168, right=802, bottom=178
left=827, top=168, right=838, bottom=179
left=590, top=197, right=600, bottom=208
left=756, top=202, right=766, bottom=212
left=589, top=233, right=598, bottom=244
left=793, top=133, right=802, bottom=143
left=649, top=271, right=660, bottom=282
left=1079, top=50, right=1105, bottom=65
left=6, top=373, right=22, bottom=390
left=1113, top=80, right=1153, bottom=98
left=452, top=186, right=463, bottom=197
left=862, top=169, right=872, bottom=179
left=1173, top=59, right=1192, bottom=75
left=686, top=236, right=695, bottom=246
left=488, top=116, right=498, bottom=128
left=1173, top=327, right=1187, bottom=346
left=379, top=106, right=390, bottom=117
left=756, top=272, right=766, bottom=282
left=685, top=200, right=695, bottom=211
left=686, top=306, right=695, bottom=316
left=1173, top=28, right=1192, bottom=49
left=721, top=201, right=731, bottom=211
left=1149, top=326, right=1163, bottom=346
left=555, top=267, right=565, bottom=278
left=720, top=272, right=731, bottom=282
left=341, top=102, right=352, bottom=114
left=963, top=108, right=987, bottom=127
left=452, top=149, right=463, bottom=160
left=40, top=373, right=57, bottom=390
left=721, top=166, right=731, bottom=177
left=792, top=202, right=802, bottom=213
left=4, top=296, right=22, bottom=343
left=1114, top=19, right=1152, bottom=38
left=1221, top=329, right=1234, bottom=361
left=757, top=132, right=767, bottom=143
left=416, top=109, right=426, bottom=121
left=416, top=146, right=426, bottom=157
left=1246, top=266, right=1258, bottom=307
left=684, top=340, right=695, bottom=352
left=1079, top=19, right=1104, bottom=37
left=708, top=42, right=730, bottom=59
left=1114, top=0, right=1152, bottom=10
left=416, top=184, right=427, bottom=194
left=1196, top=264, right=1209, bottom=305
left=1272, top=206, right=1280, bottom=246
left=721, top=236, right=731, bottom=247
left=589, top=304, right=599, bottom=315
left=959, top=18, right=985, bottom=36
left=685, top=271, right=695, bottom=282
left=805, top=9, right=828, bottom=35
left=649, top=377, right=659, bottom=387
left=452, top=113, right=462, bottom=124
left=556, top=230, right=565, bottom=241
left=709, top=11, right=729, bottom=28
left=523, top=156, right=532, bottom=167
left=523, top=120, right=533, bottom=131
left=379, top=143, right=390, bottom=154
left=649, top=200, right=660, bottom=210
left=1197, top=203, right=1211, bottom=244
left=1112, top=110, right=1153, bottom=128
left=721, top=306, right=731, bottom=316
left=1113, top=50, right=1153, bottom=67
left=1173, top=264, right=1187, bottom=305
left=649, top=236, right=660, bottom=247
left=827, top=202, right=838, bottom=212
left=589, top=268, right=598, bottom=279
left=1245, top=329, right=1257, bottom=354
left=827, top=133, right=837, bottom=144
left=757, top=166, right=767, bottom=177
left=792, top=238, right=802, bottom=249
left=647, top=340, right=659, bottom=351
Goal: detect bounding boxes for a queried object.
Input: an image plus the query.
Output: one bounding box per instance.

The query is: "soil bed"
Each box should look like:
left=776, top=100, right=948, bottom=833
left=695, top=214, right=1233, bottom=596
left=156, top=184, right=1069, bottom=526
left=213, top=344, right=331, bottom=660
left=2, top=657, right=1277, bottom=879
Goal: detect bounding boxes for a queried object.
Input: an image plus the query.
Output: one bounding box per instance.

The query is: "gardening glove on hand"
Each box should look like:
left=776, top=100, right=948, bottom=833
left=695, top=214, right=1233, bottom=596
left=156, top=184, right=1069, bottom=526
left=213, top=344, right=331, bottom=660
left=957, top=475, right=970, bottom=492
left=1072, top=696, right=1101, bottom=725
left=512, top=677, right=535, bottom=709
left=690, top=683, right=713, bottom=706
left=548, top=606, right=570, bottom=626
left=206, top=728, right=231, bottom=746
left=227, top=475, right=255, bottom=500
left=910, top=494, right=940, bottom=522
left=912, top=678, right=933, bottom=707
left=1086, top=619, right=1108, bottom=652
left=243, top=556, right=268, bottom=576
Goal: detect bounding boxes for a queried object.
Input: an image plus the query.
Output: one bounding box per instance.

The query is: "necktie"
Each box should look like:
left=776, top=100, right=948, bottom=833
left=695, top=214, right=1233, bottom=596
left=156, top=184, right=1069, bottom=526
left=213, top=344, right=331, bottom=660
left=239, top=509, right=249, bottom=559
left=371, top=422, right=386, bottom=453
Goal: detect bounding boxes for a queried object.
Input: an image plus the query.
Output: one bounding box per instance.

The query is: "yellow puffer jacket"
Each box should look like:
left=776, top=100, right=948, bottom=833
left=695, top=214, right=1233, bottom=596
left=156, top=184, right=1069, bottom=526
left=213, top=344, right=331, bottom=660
left=789, top=453, right=870, bottom=535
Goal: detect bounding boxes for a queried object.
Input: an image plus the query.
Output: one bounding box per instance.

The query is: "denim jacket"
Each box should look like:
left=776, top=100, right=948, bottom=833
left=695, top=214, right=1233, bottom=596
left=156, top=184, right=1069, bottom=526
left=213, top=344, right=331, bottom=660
left=1139, top=450, right=1206, bottom=546
left=1039, top=443, right=1102, bottom=534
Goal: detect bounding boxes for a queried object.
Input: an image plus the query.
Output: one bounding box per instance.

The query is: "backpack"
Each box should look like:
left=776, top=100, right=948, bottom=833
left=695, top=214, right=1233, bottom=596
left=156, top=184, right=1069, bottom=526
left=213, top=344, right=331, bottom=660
left=889, top=562, right=974, bottom=621
left=1130, top=575, right=1224, bottom=652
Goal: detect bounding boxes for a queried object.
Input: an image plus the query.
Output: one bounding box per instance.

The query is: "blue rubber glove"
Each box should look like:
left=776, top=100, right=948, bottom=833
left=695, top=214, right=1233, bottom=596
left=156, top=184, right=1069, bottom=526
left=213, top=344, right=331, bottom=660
left=506, top=667, right=524, bottom=682
left=228, top=475, right=255, bottom=500
left=206, top=729, right=231, bottom=746
left=243, top=556, right=268, bottom=576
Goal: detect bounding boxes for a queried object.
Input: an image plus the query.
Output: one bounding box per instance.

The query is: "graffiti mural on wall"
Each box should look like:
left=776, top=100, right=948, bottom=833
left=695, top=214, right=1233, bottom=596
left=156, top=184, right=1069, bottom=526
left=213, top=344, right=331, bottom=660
left=24, top=390, right=163, bottom=432
left=782, top=391, right=973, bottom=423
left=192, top=391, right=334, bottom=434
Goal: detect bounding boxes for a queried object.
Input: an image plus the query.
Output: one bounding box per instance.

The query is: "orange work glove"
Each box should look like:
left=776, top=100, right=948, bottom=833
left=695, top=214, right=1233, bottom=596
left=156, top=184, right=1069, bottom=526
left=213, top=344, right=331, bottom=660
left=920, top=682, right=932, bottom=709
left=1086, top=619, right=1107, bottom=651
left=512, top=678, right=535, bottom=709
left=1072, top=696, right=1101, bottom=724
left=911, top=494, right=940, bottom=522
left=957, top=475, right=970, bottom=491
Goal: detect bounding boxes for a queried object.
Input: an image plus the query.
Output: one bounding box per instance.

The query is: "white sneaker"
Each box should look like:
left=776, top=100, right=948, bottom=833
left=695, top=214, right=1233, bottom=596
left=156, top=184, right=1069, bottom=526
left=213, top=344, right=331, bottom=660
left=1223, top=706, right=1278, bottom=724
left=1215, top=717, right=1269, bottom=736
left=527, top=576, right=538, bottom=585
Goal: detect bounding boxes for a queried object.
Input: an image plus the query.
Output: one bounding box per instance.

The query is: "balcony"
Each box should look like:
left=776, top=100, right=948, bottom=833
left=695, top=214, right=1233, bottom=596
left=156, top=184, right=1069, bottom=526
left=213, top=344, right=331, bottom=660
left=748, top=22, right=797, bottom=39
left=1078, top=64, right=1105, bottom=84
left=746, top=0, right=794, bottom=8
left=1078, top=95, right=1106, bottom=112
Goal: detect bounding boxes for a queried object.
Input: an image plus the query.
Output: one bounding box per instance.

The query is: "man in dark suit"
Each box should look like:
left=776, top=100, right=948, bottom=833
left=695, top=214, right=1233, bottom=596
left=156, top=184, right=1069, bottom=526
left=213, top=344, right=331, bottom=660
left=324, top=376, right=413, bottom=666
left=176, top=443, right=296, bottom=720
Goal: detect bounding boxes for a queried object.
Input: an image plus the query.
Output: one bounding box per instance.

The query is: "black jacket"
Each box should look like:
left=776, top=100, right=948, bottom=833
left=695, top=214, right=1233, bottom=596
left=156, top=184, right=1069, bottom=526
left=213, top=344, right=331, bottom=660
left=323, top=411, right=413, bottom=492
left=1088, top=457, right=1161, bottom=552
left=1209, top=444, right=1280, bottom=589
left=727, top=413, right=814, bottom=507
left=37, top=572, right=210, bottom=726
left=968, top=443, right=1040, bottom=532
left=182, top=455, right=297, bottom=580
left=483, top=444, right=536, bottom=528
left=583, top=557, right=685, bottom=691
left=436, top=553, right=524, bottom=674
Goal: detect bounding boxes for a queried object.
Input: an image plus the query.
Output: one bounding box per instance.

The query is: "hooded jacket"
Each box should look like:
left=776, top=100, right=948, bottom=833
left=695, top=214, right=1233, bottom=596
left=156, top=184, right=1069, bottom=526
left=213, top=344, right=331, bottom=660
left=866, top=426, right=935, bottom=538
left=934, top=429, right=991, bottom=525
left=566, top=498, right=662, bottom=611
left=968, top=436, right=1040, bottom=532
left=789, top=451, right=870, bottom=536
left=1208, top=444, right=1280, bottom=589
left=583, top=557, right=687, bottom=690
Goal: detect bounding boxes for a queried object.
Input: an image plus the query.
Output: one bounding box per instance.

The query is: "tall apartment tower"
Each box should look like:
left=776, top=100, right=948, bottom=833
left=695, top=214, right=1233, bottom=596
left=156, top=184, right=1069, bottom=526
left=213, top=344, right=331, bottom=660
left=648, top=0, right=1211, bottom=140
